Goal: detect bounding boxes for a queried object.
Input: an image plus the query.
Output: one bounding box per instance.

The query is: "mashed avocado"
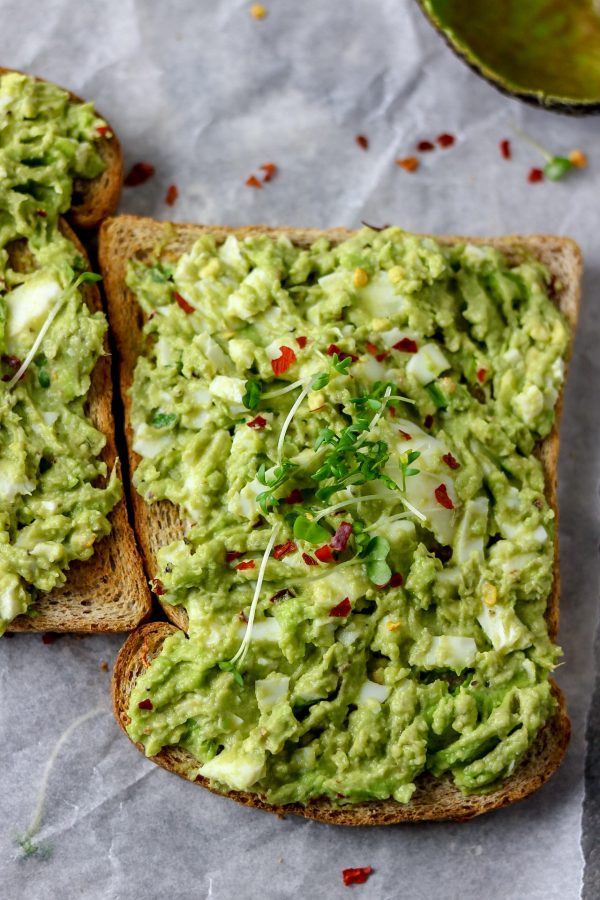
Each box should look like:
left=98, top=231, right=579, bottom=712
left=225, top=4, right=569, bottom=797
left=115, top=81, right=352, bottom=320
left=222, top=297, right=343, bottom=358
left=0, top=73, right=121, bottom=632
left=126, top=227, right=568, bottom=804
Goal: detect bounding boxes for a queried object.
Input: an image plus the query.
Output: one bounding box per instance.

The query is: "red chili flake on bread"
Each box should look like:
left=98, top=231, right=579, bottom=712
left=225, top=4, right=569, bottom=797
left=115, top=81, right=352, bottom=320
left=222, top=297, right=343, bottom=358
left=36, top=209, right=48, bottom=217
left=226, top=550, right=244, bottom=563
left=174, top=292, right=194, bottom=314
left=327, top=343, right=358, bottom=363
left=296, top=335, right=307, bottom=349
left=270, top=588, right=293, bottom=603
left=355, top=135, right=369, bottom=150
left=342, top=866, right=372, bottom=887
left=389, top=572, right=404, bottom=587
left=393, top=337, right=418, bottom=353
left=434, top=483, right=454, bottom=509
left=246, top=175, right=262, bottom=188
left=366, top=342, right=389, bottom=362
left=437, top=133, right=455, bottom=148
left=424, top=415, right=434, bottom=429
left=124, top=162, right=155, bottom=187
left=273, top=541, right=297, bottom=560
left=330, top=597, right=351, bottom=617
left=165, top=183, right=179, bottom=206
left=396, top=156, right=419, bottom=172
left=152, top=579, right=166, bottom=596
left=235, top=560, right=256, bottom=571
left=302, top=552, right=318, bottom=566
left=476, top=368, right=487, bottom=383
left=388, top=405, right=396, bottom=417
left=398, top=429, right=412, bottom=441
left=271, top=345, right=297, bottom=375
left=417, top=140, right=435, bottom=152
left=528, top=167, right=544, bottom=183
left=96, top=125, right=110, bottom=137
left=442, top=452, right=460, bottom=470
left=247, top=415, right=267, bottom=429
left=260, top=162, right=277, bottom=182
left=284, top=488, right=304, bottom=505
left=330, top=521, right=353, bottom=552
left=138, top=698, right=153, bottom=710
left=500, top=139, right=511, bottom=160
left=315, top=544, right=334, bottom=563
left=2, top=355, right=22, bottom=370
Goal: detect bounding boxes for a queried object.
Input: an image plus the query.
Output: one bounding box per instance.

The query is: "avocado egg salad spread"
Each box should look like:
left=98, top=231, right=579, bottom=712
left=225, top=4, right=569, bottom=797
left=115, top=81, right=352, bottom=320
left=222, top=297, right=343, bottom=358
left=0, top=73, right=120, bottom=632
left=126, top=227, right=569, bottom=805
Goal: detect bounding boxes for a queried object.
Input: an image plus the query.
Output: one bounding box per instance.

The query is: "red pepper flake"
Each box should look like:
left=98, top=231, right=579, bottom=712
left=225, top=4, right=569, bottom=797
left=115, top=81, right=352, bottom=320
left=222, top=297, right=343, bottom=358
left=152, top=579, right=166, bottom=596
left=302, top=552, right=318, bottom=566
left=246, top=175, right=262, bottom=188
left=260, top=162, right=277, bottom=182
left=2, top=355, right=22, bottom=370
left=315, top=544, right=335, bottom=563
left=437, top=133, right=455, bottom=148
left=355, top=134, right=369, bottom=151
left=273, top=541, right=297, bottom=560
left=417, top=140, right=435, bottom=152
left=165, top=183, right=179, bottom=206
left=296, top=335, right=307, bottom=349
left=96, top=125, right=110, bottom=137
left=528, top=167, right=544, bottom=183
left=124, top=162, right=155, bottom=187
left=36, top=209, right=47, bottom=218
left=235, top=560, right=256, bottom=571
left=389, top=572, right=404, bottom=587
left=398, top=429, right=412, bottom=441
left=424, top=415, right=434, bottom=429
left=271, top=345, right=297, bottom=376
left=327, top=343, right=358, bottom=363
left=393, top=337, right=418, bottom=354
left=247, top=415, right=267, bottom=429
left=500, top=139, right=511, bottom=160
left=284, top=488, right=304, bottom=505
left=342, top=866, right=372, bottom=887
left=238, top=610, right=248, bottom=622
left=396, top=156, right=419, bottom=172
left=476, top=367, right=487, bottom=384
left=388, top=405, right=396, bottom=417
left=365, top=342, right=389, bottom=362
left=434, top=483, right=454, bottom=510
left=41, top=633, right=58, bottom=645
left=174, top=291, right=195, bottom=314
left=138, top=698, right=153, bottom=710
left=442, top=452, right=460, bottom=470
left=225, top=550, right=244, bottom=563
left=331, top=521, right=353, bottom=552
left=330, top=597, right=351, bottom=618
left=270, top=588, right=292, bottom=603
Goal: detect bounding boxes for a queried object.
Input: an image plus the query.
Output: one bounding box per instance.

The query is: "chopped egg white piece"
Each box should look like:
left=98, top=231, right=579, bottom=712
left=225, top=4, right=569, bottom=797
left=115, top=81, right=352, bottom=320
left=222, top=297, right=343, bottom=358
left=200, top=747, right=265, bottom=790
left=406, top=342, right=450, bottom=385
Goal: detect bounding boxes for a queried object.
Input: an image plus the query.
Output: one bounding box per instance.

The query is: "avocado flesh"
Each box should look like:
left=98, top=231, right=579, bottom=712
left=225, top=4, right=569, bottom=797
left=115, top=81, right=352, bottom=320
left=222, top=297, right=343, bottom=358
left=419, top=0, right=600, bottom=112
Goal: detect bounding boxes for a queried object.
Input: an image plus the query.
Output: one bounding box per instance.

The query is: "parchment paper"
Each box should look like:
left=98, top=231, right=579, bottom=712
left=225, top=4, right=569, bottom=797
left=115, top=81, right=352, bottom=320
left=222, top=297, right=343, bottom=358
left=1, top=2, right=599, bottom=898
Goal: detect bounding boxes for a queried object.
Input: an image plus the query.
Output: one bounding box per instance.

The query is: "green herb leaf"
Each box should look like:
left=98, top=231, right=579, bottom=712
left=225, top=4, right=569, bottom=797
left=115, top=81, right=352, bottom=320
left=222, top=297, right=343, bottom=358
left=293, top=515, right=331, bottom=545
left=38, top=368, right=50, bottom=389
left=243, top=379, right=262, bottom=411
left=311, top=371, right=330, bottom=391
left=34, top=353, right=47, bottom=367
left=150, top=411, right=177, bottom=429
left=218, top=660, right=244, bottom=687
left=77, top=271, right=102, bottom=285
left=544, top=156, right=573, bottom=181
left=332, top=353, right=352, bottom=375
left=399, top=449, right=421, bottom=491
left=426, top=382, right=447, bottom=410
left=367, top=558, right=392, bottom=586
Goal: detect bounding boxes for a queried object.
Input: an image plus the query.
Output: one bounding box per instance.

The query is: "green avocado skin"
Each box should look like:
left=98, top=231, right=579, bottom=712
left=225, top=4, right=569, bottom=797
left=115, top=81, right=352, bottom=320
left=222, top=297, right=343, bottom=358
left=0, top=73, right=121, bottom=632
left=419, top=0, right=600, bottom=112
left=125, top=227, right=568, bottom=806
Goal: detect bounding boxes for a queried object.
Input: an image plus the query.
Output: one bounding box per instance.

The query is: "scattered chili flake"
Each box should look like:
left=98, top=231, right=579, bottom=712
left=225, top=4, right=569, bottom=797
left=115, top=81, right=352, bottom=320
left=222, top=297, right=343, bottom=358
left=302, top=552, right=318, bottom=566
left=442, top=452, right=460, bottom=470
left=476, top=367, right=487, bottom=384
left=342, top=867, right=372, bottom=886
left=247, top=415, right=267, bottom=429
left=36, top=209, right=48, bottom=218
left=388, top=405, right=396, bottom=417
left=330, top=597, right=351, bottom=618
left=2, top=354, right=22, bottom=370
left=417, top=140, right=435, bottom=152
left=152, top=579, right=166, bottom=596
left=260, top=162, right=277, bottom=182
left=246, top=175, right=262, bottom=188
left=389, top=572, right=404, bottom=587
left=235, top=560, right=256, bottom=571
left=271, top=345, right=297, bottom=376
left=41, top=633, right=58, bottom=645
left=434, top=483, right=454, bottom=510
left=365, top=342, right=388, bottom=362
left=327, top=343, right=358, bottom=363
left=355, top=134, right=369, bottom=151
left=437, top=133, right=455, bottom=148
left=124, top=162, right=155, bottom=187
left=398, top=429, right=412, bottom=440
left=273, top=541, right=297, bottom=560
left=528, top=167, right=544, bottom=183
left=315, top=544, right=335, bottom=563
left=284, top=488, right=304, bottom=505
left=165, top=183, right=179, bottom=206
left=393, top=337, right=418, bottom=353
left=96, top=125, right=110, bottom=137
left=396, top=156, right=419, bottom=172
left=174, top=291, right=194, bottom=314
left=331, top=521, right=353, bottom=552
left=138, top=698, right=153, bottom=710
left=239, top=609, right=248, bottom=622
left=226, top=550, right=244, bottom=563
left=250, top=3, right=267, bottom=19
left=424, top=414, right=434, bottom=429
left=569, top=149, right=588, bottom=169
left=296, top=335, right=307, bottom=349
left=270, top=588, right=292, bottom=603
left=500, top=139, right=511, bottom=160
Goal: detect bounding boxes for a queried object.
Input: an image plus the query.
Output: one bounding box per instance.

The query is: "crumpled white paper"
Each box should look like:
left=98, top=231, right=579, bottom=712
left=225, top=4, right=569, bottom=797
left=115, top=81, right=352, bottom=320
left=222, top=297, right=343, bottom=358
left=2, top=2, right=599, bottom=898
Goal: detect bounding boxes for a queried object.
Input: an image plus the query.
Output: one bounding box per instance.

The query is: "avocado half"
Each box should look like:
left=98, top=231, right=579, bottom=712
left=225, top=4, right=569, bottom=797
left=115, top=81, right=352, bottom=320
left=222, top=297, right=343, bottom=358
left=417, top=0, right=600, bottom=114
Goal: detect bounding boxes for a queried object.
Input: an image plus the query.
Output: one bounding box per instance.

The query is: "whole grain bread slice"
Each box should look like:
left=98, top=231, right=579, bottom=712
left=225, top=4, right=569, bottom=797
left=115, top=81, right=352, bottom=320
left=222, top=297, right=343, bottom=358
left=3, top=74, right=150, bottom=632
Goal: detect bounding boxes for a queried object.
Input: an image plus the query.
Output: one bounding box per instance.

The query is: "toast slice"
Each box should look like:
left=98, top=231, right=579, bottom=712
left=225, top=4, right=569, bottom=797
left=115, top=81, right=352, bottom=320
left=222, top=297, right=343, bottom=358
left=3, top=74, right=150, bottom=632
left=102, top=216, right=580, bottom=820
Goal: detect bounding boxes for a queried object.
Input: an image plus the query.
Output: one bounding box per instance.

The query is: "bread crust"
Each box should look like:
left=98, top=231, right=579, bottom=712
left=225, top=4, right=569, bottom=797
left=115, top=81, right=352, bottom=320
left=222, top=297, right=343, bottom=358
left=102, top=216, right=581, bottom=819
